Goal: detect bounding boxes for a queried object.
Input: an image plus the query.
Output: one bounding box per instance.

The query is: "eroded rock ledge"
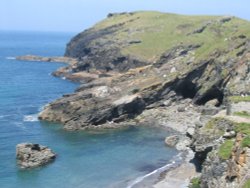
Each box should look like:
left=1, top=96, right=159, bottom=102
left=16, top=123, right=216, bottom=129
left=16, top=55, right=76, bottom=64
left=36, top=12, right=250, bottom=130
left=38, top=46, right=250, bottom=131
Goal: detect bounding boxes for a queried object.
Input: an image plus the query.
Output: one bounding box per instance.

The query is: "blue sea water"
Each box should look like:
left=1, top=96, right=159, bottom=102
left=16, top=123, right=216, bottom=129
left=0, top=31, right=178, bottom=188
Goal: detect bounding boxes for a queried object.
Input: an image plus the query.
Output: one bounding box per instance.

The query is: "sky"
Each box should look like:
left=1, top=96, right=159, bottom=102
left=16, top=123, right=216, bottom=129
left=1, top=0, right=250, bottom=33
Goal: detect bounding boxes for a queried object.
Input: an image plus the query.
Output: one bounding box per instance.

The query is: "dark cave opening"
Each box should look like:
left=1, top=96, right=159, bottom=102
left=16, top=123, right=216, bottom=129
left=174, top=80, right=198, bottom=99
left=195, top=87, right=224, bottom=107
left=73, top=63, right=91, bottom=72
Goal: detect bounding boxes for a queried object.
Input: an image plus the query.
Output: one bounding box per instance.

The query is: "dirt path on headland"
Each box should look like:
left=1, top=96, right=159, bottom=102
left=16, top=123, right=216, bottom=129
left=214, top=102, right=250, bottom=124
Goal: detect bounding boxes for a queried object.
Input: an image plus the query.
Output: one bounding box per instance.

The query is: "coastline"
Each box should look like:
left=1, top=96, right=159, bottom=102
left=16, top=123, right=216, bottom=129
left=18, top=53, right=250, bottom=188
left=153, top=149, right=197, bottom=188
left=123, top=147, right=198, bottom=188
left=11, top=11, right=250, bottom=187
left=16, top=55, right=201, bottom=187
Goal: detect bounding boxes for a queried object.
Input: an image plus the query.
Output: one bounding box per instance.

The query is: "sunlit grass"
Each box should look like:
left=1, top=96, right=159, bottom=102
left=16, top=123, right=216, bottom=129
left=243, top=179, right=250, bottom=188
left=241, top=136, right=250, bottom=148
left=234, top=111, right=250, bottom=118
left=189, top=177, right=201, bottom=188
left=89, top=11, right=250, bottom=62
left=218, top=139, right=234, bottom=160
left=235, top=123, right=250, bottom=135
left=229, top=96, right=250, bottom=103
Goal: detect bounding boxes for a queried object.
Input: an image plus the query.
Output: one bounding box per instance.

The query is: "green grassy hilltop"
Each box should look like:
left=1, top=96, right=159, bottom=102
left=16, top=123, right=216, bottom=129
left=67, top=11, right=250, bottom=62
left=64, top=11, right=250, bottom=99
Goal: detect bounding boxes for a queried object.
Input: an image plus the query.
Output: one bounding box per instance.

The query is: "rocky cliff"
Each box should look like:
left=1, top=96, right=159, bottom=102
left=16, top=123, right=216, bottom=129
left=36, top=11, right=250, bottom=187
left=39, top=11, right=250, bottom=129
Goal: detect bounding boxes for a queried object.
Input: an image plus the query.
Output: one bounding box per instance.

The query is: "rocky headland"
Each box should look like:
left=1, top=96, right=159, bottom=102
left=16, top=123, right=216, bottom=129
left=17, top=11, right=250, bottom=187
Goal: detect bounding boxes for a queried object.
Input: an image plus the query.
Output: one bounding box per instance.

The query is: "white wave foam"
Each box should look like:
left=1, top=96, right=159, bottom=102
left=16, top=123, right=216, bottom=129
left=23, top=114, right=38, bottom=122
left=126, top=162, right=175, bottom=188
left=0, top=115, right=11, bottom=119
left=39, top=104, right=49, bottom=112
left=127, top=153, right=183, bottom=188
left=38, top=106, right=44, bottom=112
left=6, top=57, right=16, bottom=60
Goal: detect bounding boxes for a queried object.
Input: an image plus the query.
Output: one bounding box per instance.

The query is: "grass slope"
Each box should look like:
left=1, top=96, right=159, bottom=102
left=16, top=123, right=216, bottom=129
left=218, top=139, right=234, bottom=160
left=91, top=11, right=250, bottom=61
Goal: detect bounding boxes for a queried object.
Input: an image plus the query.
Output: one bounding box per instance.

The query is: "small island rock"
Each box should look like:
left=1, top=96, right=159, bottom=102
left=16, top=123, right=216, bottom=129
left=16, top=143, right=56, bottom=169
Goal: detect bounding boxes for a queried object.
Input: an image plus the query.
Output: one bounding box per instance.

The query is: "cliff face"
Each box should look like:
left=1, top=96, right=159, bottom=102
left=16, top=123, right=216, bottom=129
left=64, top=12, right=148, bottom=72
left=40, top=11, right=250, bottom=128
left=189, top=116, right=250, bottom=188
left=37, top=11, right=250, bottom=187
left=64, top=11, right=250, bottom=94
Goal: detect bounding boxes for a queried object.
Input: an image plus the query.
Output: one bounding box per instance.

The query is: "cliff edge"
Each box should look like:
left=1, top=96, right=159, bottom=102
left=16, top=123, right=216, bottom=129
left=37, top=11, right=250, bottom=187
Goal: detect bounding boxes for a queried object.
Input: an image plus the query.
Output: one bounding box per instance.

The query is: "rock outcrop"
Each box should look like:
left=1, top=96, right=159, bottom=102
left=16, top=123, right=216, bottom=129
left=16, top=143, right=56, bottom=169
left=16, top=55, right=77, bottom=64
left=198, top=136, right=250, bottom=188
left=36, top=12, right=250, bottom=130
left=189, top=110, right=250, bottom=188
left=165, top=135, right=180, bottom=147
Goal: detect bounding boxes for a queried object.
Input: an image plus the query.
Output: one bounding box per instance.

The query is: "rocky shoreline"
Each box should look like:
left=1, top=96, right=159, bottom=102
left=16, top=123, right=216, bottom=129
left=17, top=11, right=250, bottom=187
left=18, top=52, right=250, bottom=187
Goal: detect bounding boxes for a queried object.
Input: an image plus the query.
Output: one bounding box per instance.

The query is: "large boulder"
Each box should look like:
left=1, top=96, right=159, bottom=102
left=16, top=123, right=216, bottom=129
left=16, top=143, right=56, bottom=169
left=165, top=135, right=179, bottom=147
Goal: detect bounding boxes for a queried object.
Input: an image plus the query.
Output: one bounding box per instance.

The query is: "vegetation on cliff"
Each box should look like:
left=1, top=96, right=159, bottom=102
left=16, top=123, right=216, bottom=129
left=189, top=177, right=201, bottom=188
left=40, top=11, right=250, bottom=130
left=34, top=11, right=250, bottom=187
left=243, top=179, right=250, bottom=188
left=218, top=139, right=234, bottom=160
left=193, top=117, right=250, bottom=187
left=66, top=11, right=250, bottom=62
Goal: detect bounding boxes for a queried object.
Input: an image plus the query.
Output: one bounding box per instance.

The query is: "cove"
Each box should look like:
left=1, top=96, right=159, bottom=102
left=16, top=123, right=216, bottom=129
left=0, top=31, right=178, bottom=188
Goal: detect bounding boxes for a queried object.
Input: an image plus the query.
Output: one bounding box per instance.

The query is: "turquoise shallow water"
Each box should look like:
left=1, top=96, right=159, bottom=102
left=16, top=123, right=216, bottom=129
left=0, top=31, right=178, bottom=188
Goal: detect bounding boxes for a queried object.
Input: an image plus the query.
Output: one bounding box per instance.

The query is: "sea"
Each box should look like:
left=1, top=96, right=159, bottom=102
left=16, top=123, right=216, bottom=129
left=0, top=31, right=178, bottom=188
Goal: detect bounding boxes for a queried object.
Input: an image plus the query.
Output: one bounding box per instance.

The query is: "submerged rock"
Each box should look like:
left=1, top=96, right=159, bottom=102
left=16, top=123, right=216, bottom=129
left=16, top=143, right=56, bottom=169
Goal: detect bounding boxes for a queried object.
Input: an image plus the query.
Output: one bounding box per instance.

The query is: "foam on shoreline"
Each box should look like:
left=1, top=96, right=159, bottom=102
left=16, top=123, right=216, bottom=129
left=23, top=114, right=38, bottom=122
left=127, top=152, right=184, bottom=188
left=6, top=57, right=16, bottom=60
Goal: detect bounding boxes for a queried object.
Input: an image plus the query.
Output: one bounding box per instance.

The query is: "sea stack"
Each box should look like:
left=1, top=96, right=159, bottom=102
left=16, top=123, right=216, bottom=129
left=16, top=143, right=56, bottom=169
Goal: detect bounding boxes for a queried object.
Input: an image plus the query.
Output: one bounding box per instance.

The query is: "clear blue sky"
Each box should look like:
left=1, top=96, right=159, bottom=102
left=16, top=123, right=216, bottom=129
left=1, top=0, right=250, bottom=33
